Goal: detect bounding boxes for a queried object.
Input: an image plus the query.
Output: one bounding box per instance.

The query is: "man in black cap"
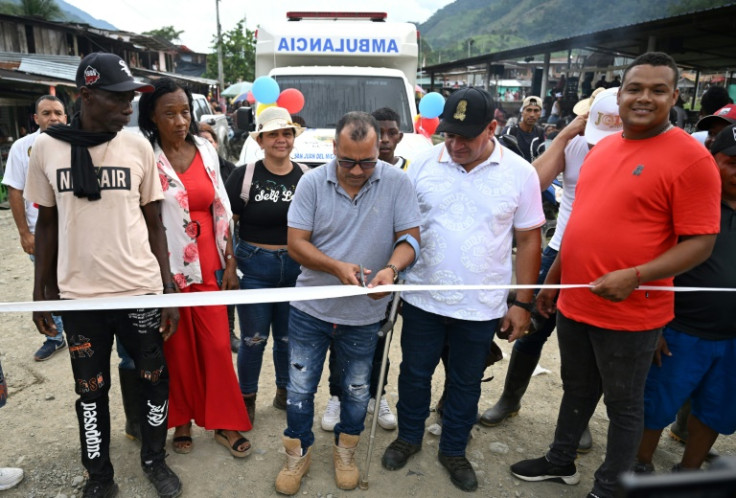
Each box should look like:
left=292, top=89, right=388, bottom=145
left=25, top=52, right=182, bottom=498
left=381, top=87, right=544, bottom=492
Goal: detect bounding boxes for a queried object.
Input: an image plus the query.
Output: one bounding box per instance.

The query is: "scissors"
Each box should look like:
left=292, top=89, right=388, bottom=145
left=357, top=265, right=367, bottom=287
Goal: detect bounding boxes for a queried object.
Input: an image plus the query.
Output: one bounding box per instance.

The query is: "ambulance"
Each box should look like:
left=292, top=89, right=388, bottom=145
left=237, top=11, right=432, bottom=167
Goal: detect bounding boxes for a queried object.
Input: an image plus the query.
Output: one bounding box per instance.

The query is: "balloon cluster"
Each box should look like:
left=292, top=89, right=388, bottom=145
left=415, top=92, right=445, bottom=137
left=250, top=76, right=305, bottom=116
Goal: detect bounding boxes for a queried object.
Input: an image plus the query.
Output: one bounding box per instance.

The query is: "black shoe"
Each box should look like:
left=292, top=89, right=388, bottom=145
left=577, top=425, right=593, bottom=454
left=510, top=455, right=580, bottom=485
left=142, top=460, right=182, bottom=498
left=438, top=453, right=478, bottom=492
left=381, top=438, right=421, bottom=471
left=82, top=479, right=118, bottom=498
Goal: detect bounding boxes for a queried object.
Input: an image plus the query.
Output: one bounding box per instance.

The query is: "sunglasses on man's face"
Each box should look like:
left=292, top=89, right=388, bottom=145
left=337, top=158, right=378, bottom=170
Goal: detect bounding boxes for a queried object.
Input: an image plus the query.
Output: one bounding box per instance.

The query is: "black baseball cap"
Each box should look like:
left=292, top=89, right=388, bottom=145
left=76, top=52, right=154, bottom=92
left=710, top=123, right=736, bottom=156
left=436, top=87, right=495, bottom=138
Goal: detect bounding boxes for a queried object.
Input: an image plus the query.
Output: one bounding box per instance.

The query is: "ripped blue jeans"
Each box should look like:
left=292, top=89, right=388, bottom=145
left=236, top=242, right=300, bottom=394
left=285, top=306, right=379, bottom=449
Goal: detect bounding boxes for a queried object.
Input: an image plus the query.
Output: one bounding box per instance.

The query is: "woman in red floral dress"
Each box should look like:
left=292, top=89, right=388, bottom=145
left=138, top=78, right=251, bottom=458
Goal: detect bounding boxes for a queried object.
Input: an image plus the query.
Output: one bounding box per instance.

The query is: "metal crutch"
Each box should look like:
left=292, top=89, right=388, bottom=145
left=359, top=282, right=403, bottom=490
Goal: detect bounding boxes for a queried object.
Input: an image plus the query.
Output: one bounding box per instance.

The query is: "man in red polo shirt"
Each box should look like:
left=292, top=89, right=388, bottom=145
left=510, top=52, right=721, bottom=498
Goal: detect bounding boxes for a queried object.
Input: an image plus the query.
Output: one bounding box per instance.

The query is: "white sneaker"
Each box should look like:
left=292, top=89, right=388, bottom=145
left=0, top=467, right=24, bottom=491
left=368, top=396, right=397, bottom=430
left=321, top=396, right=341, bottom=431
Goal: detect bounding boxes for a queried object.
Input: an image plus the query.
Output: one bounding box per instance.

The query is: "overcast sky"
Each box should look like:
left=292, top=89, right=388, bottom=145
left=64, top=0, right=454, bottom=53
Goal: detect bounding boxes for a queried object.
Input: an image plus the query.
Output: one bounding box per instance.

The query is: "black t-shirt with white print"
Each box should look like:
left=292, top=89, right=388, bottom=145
left=224, top=160, right=304, bottom=245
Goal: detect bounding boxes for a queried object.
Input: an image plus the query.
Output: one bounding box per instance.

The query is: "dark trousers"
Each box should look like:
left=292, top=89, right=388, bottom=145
left=547, top=312, right=661, bottom=498
left=63, top=308, right=170, bottom=482
left=397, top=301, right=496, bottom=456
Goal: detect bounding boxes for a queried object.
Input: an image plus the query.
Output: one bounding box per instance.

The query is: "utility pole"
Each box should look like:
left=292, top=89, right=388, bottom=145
left=215, top=0, right=225, bottom=91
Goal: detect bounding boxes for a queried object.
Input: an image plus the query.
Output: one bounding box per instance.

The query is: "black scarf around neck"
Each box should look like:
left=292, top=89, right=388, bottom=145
left=44, top=113, right=117, bottom=201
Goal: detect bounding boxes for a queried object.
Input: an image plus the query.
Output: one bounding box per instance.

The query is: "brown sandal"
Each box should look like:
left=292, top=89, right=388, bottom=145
left=214, top=429, right=251, bottom=458
left=172, top=423, right=193, bottom=454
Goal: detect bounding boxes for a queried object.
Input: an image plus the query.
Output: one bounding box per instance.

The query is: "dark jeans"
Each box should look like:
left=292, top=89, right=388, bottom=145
left=285, top=307, right=379, bottom=449
left=62, top=308, right=170, bottom=482
left=397, top=301, right=497, bottom=456
left=513, top=245, right=558, bottom=357
left=547, top=312, right=661, bottom=498
left=236, top=241, right=300, bottom=394
left=328, top=333, right=390, bottom=399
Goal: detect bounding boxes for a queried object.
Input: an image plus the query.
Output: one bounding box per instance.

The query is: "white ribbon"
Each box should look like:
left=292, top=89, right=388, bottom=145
left=1, top=283, right=735, bottom=313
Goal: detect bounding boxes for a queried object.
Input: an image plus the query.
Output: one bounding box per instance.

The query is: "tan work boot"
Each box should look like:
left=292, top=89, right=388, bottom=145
left=333, top=433, right=360, bottom=490
left=275, top=436, right=311, bottom=495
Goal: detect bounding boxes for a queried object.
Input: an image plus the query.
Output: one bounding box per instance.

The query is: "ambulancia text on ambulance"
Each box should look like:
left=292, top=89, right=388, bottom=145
left=237, top=11, right=432, bottom=167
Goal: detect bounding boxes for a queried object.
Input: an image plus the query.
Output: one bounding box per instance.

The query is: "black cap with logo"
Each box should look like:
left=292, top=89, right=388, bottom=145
left=75, top=52, right=154, bottom=93
left=436, top=87, right=495, bottom=138
left=710, top=123, right=736, bottom=156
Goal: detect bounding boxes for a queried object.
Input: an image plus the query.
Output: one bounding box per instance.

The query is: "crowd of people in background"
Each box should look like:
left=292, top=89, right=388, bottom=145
left=0, top=49, right=734, bottom=498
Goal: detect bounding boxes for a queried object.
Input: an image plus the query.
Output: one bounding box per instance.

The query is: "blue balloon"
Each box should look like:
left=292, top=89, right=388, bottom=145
left=418, top=92, right=445, bottom=119
left=252, top=76, right=280, bottom=104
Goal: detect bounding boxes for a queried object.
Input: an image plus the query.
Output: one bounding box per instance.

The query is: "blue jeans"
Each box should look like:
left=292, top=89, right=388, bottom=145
left=285, top=306, right=379, bottom=449
left=235, top=242, right=300, bottom=394
left=29, top=254, right=64, bottom=344
left=397, top=301, right=497, bottom=456
left=547, top=312, right=661, bottom=498
left=513, top=245, right=557, bottom=357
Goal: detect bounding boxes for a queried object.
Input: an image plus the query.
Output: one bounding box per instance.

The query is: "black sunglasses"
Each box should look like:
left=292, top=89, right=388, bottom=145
left=337, top=158, right=378, bottom=170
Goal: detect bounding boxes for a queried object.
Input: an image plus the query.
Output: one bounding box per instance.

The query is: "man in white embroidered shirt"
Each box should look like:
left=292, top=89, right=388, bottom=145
left=382, top=87, right=545, bottom=492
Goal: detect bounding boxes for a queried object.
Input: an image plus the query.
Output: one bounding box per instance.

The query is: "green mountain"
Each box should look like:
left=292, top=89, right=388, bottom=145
left=0, top=0, right=117, bottom=30
left=418, top=0, right=733, bottom=64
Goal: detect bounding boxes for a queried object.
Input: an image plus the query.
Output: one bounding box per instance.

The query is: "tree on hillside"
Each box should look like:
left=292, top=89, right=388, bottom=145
left=143, top=26, right=184, bottom=43
left=204, top=19, right=256, bottom=85
left=0, top=0, right=63, bottom=20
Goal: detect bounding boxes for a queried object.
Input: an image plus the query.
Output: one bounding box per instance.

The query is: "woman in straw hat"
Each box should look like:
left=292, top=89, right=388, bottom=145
left=224, top=106, right=307, bottom=425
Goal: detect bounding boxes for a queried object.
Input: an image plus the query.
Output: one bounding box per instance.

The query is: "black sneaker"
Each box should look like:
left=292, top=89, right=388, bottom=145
left=142, top=460, right=182, bottom=498
left=82, top=479, right=118, bottom=498
left=438, top=452, right=478, bottom=492
left=381, top=438, right=421, bottom=470
left=34, top=338, right=66, bottom=361
left=510, top=455, right=580, bottom=485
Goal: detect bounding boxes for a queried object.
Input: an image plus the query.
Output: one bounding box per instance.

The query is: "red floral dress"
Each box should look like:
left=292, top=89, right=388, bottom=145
left=161, top=149, right=250, bottom=431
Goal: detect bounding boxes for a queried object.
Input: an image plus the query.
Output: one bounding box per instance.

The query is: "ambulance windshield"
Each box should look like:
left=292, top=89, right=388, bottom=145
left=274, top=75, right=414, bottom=132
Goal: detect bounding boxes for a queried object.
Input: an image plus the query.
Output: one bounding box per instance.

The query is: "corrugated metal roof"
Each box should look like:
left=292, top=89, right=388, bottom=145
left=0, top=51, right=81, bottom=65
left=132, top=67, right=218, bottom=86
left=18, top=58, right=78, bottom=81
left=0, top=67, right=76, bottom=87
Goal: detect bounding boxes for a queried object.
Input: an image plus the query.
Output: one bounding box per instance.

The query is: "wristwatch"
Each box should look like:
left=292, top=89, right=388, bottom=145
left=511, top=299, right=534, bottom=312
left=383, top=264, right=400, bottom=282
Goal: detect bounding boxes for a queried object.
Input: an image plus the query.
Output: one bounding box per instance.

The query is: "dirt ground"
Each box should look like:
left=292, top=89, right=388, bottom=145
left=0, top=206, right=733, bottom=498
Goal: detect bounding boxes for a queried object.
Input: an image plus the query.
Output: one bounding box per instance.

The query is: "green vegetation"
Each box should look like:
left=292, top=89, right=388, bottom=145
left=419, top=0, right=733, bottom=65
left=0, top=0, right=63, bottom=20
left=204, top=19, right=256, bottom=85
left=143, top=26, right=184, bottom=43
